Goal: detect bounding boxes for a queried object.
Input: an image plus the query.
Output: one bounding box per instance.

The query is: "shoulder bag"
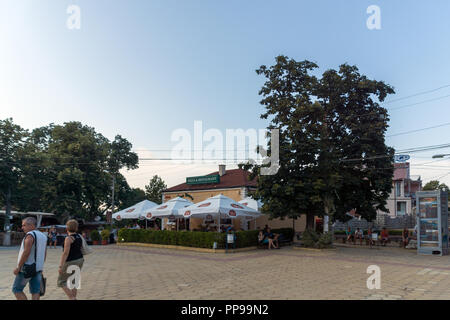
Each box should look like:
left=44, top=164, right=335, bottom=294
left=21, top=232, right=37, bottom=279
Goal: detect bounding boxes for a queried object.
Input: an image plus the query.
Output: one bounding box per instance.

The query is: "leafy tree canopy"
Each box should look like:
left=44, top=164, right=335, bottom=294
left=241, top=56, right=395, bottom=229
left=145, top=175, right=167, bottom=204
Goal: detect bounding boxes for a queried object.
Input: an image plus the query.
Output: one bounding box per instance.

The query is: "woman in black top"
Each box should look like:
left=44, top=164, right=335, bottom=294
left=58, top=219, right=84, bottom=300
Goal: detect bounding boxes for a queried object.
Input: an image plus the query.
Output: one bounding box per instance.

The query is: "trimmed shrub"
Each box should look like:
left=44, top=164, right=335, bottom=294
left=317, top=232, right=333, bottom=249
left=90, top=230, right=101, bottom=241
left=100, top=229, right=110, bottom=240
left=301, top=230, right=319, bottom=248
left=118, top=228, right=294, bottom=249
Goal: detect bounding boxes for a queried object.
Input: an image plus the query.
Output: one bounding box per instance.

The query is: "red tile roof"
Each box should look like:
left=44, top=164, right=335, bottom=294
left=393, top=162, right=409, bottom=180
left=164, top=169, right=258, bottom=192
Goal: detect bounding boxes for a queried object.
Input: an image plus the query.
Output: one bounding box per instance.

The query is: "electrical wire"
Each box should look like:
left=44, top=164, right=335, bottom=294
left=383, top=84, right=450, bottom=105
left=387, top=122, right=450, bottom=138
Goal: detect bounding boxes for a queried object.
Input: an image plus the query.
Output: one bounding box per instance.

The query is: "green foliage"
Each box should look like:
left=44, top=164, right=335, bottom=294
left=317, top=232, right=333, bottom=249
left=118, top=228, right=294, bottom=249
left=301, top=230, right=333, bottom=248
left=301, top=230, right=320, bottom=248
left=145, top=175, right=167, bottom=204
left=100, top=229, right=110, bottom=240
left=240, top=56, right=395, bottom=228
left=0, top=119, right=139, bottom=223
left=90, top=229, right=101, bottom=241
left=423, top=180, right=449, bottom=191
left=423, top=180, right=450, bottom=198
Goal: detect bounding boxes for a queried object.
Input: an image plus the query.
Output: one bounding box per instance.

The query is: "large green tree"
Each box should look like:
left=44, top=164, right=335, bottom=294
left=242, top=56, right=395, bottom=230
left=0, top=119, right=29, bottom=244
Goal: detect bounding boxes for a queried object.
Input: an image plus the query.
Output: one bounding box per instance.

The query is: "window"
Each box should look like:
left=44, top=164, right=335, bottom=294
left=397, top=201, right=406, bottom=215
left=220, top=218, right=232, bottom=225
left=395, top=182, right=402, bottom=196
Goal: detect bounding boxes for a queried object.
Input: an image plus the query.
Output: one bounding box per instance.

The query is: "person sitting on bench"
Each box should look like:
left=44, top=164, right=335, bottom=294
left=367, top=227, right=375, bottom=247
left=354, top=228, right=363, bottom=245
left=258, top=231, right=267, bottom=246
left=380, top=228, right=389, bottom=246
left=402, top=228, right=410, bottom=248
left=345, top=227, right=354, bottom=244
left=264, top=227, right=279, bottom=249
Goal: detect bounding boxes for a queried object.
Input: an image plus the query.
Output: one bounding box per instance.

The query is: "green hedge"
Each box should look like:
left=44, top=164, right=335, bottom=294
left=118, top=228, right=294, bottom=249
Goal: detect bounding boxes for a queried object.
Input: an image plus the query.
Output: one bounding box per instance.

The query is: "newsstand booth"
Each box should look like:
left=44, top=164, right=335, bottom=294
left=416, top=190, right=449, bottom=256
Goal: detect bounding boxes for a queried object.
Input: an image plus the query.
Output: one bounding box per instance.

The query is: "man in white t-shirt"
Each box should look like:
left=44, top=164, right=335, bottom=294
left=12, top=217, right=48, bottom=300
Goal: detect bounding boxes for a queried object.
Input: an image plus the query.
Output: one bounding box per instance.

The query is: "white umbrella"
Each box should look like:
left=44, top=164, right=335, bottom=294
left=238, top=197, right=263, bottom=229
left=112, top=200, right=158, bottom=221
left=145, top=197, right=194, bottom=231
left=178, top=194, right=259, bottom=232
left=145, top=197, right=193, bottom=219
left=239, top=197, right=263, bottom=214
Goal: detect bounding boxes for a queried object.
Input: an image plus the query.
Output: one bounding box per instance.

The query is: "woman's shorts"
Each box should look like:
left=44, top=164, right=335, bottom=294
left=262, top=239, right=269, bottom=244
left=57, top=258, right=84, bottom=288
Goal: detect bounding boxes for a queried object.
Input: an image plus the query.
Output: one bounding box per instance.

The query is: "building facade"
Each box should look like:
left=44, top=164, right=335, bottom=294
left=378, top=162, right=422, bottom=218
left=163, top=165, right=306, bottom=231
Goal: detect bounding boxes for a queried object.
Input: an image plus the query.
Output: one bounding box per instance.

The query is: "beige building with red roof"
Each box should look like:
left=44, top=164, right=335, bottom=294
left=163, top=165, right=306, bottom=232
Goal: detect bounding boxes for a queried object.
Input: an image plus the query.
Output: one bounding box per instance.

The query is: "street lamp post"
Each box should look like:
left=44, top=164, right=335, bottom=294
left=432, top=154, right=450, bottom=159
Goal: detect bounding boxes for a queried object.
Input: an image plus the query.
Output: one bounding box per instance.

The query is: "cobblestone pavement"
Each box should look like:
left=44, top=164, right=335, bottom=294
left=1, top=244, right=450, bottom=300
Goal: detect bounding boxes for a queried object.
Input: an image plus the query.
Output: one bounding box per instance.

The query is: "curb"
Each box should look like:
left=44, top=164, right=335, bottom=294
left=117, top=242, right=258, bottom=254
left=293, top=246, right=337, bottom=252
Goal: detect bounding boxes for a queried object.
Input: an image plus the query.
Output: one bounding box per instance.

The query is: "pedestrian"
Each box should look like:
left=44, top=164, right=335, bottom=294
left=380, top=227, right=389, bottom=246
left=12, top=217, right=47, bottom=300
left=57, top=219, right=84, bottom=300
left=49, top=227, right=57, bottom=249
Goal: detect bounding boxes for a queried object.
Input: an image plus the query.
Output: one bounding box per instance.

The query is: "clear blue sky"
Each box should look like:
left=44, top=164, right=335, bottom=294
left=1, top=0, right=449, bottom=188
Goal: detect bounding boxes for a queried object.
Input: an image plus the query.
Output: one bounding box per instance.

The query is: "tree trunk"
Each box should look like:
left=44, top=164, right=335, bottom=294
left=3, top=185, right=12, bottom=246
left=306, top=212, right=315, bottom=230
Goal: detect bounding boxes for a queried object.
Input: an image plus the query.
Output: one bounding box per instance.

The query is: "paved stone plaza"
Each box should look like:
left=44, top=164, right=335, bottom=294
left=1, top=244, right=450, bottom=300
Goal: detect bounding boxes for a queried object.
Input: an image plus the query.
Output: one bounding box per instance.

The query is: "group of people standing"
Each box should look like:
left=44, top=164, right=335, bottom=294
left=12, top=217, right=85, bottom=300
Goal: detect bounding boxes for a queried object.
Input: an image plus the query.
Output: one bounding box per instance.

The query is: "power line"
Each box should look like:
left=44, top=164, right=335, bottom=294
left=383, top=84, right=450, bottom=105
left=387, top=122, right=450, bottom=138
left=389, top=94, right=450, bottom=111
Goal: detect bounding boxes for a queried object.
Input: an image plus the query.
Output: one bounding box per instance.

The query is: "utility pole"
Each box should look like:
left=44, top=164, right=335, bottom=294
left=110, top=174, right=116, bottom=226
left=2, top=186, right=12, bottom=246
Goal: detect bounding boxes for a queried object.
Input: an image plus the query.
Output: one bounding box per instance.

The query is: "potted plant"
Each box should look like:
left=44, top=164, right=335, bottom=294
left=90, top=229, right=101, bottom=245
left=100, top=229, right=110, bottom=245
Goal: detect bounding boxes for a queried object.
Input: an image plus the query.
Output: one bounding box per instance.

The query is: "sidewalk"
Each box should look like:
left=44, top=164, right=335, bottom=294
left=1, top=244, right=449, bottom=300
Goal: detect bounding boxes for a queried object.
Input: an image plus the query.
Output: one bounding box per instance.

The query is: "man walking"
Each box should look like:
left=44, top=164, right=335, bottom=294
left=12, top=217, right=47, bottom=300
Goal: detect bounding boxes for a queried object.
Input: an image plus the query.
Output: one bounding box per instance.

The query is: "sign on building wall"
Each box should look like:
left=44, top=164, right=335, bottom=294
left=186, top=175, right=220, bottom=185
left=395, top=155, right=410, bottom=162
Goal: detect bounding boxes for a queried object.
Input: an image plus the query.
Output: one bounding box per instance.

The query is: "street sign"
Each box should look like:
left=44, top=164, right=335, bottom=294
left=395, top=155, right=410, bottom=162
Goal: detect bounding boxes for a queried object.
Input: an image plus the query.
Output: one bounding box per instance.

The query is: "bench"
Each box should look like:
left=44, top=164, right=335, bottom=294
left=334, top=234, right=404, bottom=247
left=257, top=234, right=292, bottom=249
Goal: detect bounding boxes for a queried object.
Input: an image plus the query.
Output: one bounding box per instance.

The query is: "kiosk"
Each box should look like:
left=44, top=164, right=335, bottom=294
left=416, top=190, right=449, bottom=256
